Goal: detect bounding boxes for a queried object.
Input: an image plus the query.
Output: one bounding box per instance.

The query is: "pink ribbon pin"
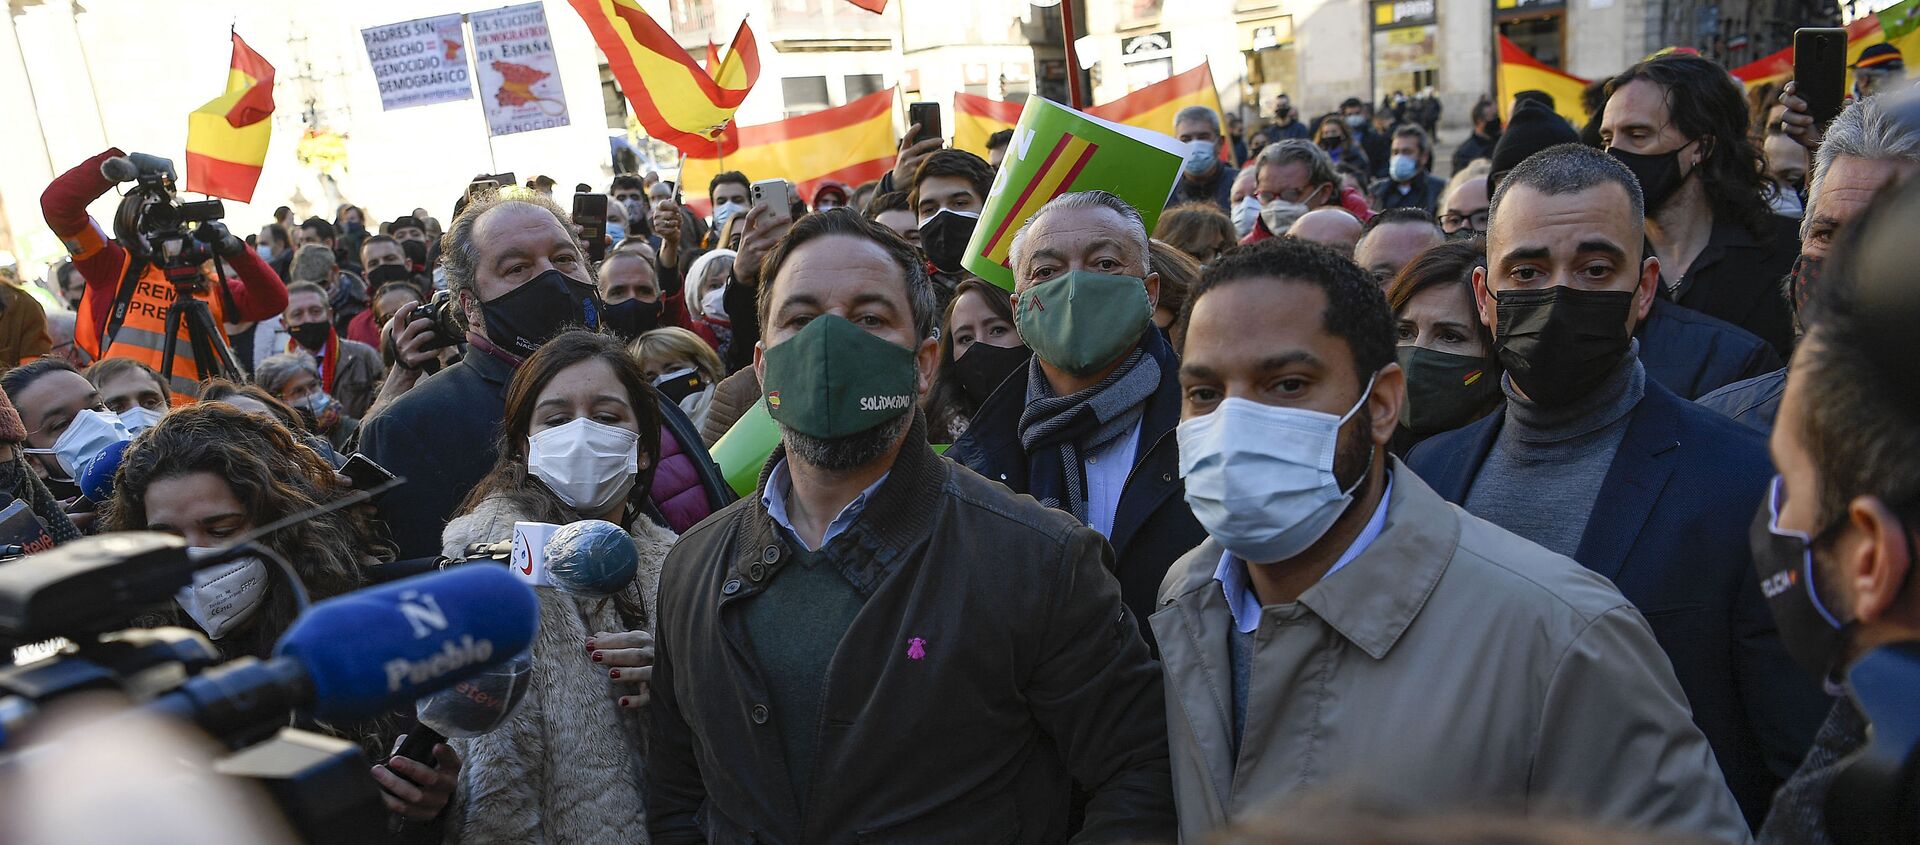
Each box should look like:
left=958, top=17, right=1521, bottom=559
left=907, top=637, right=927, bottom=660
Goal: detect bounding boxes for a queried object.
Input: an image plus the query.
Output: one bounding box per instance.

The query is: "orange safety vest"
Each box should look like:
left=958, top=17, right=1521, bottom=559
left=76, top=262, right=229, bottom=404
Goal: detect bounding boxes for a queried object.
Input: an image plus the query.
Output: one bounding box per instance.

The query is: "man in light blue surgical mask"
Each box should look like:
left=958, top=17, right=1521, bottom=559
left=1366, top=124, right=1447, bottom=214
left=1156, top=235, right=1749, bottom=843
left=1166, top=105, right=1237, bottom=212
left=946, top=191, right=1206, bottom=649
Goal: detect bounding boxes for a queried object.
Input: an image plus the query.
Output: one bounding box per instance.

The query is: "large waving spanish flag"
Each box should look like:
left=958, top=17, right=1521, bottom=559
left=1087, top=63, right=1225, bottom=140
left=954, top=92, right=1022, bottom=159
left=1730, top=10, right=1917, bottom=91
left=952, top=64, right=1226, bottom=160
left=184, top=32, right=274, bottom=203
left=568, top=0, right=759, bottom=155
left=679, top=88, right=897, bottom=216
left=1496, top=34, right=1590, bottom=127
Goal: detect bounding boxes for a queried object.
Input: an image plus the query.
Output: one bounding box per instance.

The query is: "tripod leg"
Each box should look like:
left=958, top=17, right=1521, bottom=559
left=158, top=300, right=184, bottom=390
left=181, top=301, right=241, bottom=385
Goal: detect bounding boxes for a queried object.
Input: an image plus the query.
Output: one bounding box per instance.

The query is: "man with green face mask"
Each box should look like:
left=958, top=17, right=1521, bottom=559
left=647, top=209, right=1176, bottom=844
left=946, top=191, right=1207, bottom=650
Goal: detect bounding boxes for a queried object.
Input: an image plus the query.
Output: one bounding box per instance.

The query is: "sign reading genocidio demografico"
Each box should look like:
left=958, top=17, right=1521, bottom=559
left=361, top=14, right=474, bottom=111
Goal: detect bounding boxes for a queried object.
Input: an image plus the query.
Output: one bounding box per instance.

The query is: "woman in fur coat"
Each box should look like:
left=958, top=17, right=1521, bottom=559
left=440, top=331, right=672, bottom=843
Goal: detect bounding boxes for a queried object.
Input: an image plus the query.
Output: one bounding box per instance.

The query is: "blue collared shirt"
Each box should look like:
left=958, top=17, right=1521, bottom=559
left=1083, top=418, right=1142, bottom=539
left=1213, top=474, right=1394, bottom=634
left=761, top=458, right=890, bottom=552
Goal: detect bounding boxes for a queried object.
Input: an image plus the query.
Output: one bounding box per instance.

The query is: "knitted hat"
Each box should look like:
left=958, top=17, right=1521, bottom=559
left=1489, top=100, right=1581, bottom=190
left=0, top=386, right=27, bottom=443
left=1855, top=43, right=1904, bottom=71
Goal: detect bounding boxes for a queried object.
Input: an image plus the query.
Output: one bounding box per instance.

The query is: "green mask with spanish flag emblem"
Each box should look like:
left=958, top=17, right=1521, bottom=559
left=763, top=314, right=918, bottom=439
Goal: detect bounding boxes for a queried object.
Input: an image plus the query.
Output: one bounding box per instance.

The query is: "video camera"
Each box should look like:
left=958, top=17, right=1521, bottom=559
left=104, top=153, right=231, bottom=273
left=0, top=532, right=539, bottom=842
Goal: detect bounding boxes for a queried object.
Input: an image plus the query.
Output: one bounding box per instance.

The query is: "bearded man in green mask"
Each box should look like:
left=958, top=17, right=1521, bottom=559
left=646, top=209, right=1175, bottom=844
left=947, top=191, right=1207, bottom=651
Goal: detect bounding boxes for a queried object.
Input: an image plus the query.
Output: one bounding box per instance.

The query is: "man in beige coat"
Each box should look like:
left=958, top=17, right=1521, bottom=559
left=1158, top=236, right=1751, bottom=843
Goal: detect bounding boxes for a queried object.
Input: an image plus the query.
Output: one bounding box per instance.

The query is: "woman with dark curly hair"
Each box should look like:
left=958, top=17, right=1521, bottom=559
left=103, top=401, right=459, bottom=828
left=440, top=329, right=669, bottom=843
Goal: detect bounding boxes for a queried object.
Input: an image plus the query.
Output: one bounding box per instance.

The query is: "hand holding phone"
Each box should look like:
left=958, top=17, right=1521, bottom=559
left=1793, top=27, right=1847, bottom=129
left=750, top=179, right=794, bottom=223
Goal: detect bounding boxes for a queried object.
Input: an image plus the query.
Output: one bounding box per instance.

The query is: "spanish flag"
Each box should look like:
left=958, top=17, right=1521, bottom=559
left=1729, top=14, right=1909, bottom=91
left=184, top=32, right=274, bottom=203
left=953, top=64, right=1226, bottom=160
left=568, top=0, right=759, bottom=155
left=679, top=88, right=897, bottom=216
left=1087, top=63, right=1225, bottom=141
left=1496, top=34, right=1590, bottom=127
left=954, top=92, right=1022, bottom=159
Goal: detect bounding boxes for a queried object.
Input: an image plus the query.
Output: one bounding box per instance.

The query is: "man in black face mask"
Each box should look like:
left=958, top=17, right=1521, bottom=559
left=596, top=243, right=664, bottom=342
left=1601, top=53, right=1799, bottom=356
left=360, top=191, right=607, bottom=558
left=1406, top=143, right=1830, bottom=830
left=1700, top=91, right=1920, bottom=433
left=908, top=149, right=994, bottom=304
left=1753, top=175, right=1920, bottom=845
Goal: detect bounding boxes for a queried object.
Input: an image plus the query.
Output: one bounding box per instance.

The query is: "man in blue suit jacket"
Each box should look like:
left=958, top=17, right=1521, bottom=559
left=1406, top=144, right=1828, bottom=829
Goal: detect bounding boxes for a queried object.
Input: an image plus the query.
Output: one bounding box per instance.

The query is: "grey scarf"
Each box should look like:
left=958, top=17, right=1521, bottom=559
left=1016, top=348, right=1160, bottom=522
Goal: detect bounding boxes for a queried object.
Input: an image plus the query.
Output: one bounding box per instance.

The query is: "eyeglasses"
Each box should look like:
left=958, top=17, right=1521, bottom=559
left=1440, top=210, right=1489, bottom=234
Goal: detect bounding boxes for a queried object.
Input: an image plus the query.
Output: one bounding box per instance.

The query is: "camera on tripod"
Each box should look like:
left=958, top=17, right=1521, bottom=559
left=106, top=153, right=228, bottom=273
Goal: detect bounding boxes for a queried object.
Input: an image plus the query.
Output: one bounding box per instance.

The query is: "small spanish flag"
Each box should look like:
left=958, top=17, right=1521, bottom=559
left=1495, top=35, right=1589, bottom=127
left=954, top=92, right=1022, bottom=159
left=679, top=89, right=897, bottom=216
left=185, top=32, right=274, bottom=203
left=568, top=0, right=759, bottom=156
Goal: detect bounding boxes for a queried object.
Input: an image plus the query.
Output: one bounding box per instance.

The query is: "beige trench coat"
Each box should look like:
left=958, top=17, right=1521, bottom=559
left=1152, top=463, right=1753, bottom=844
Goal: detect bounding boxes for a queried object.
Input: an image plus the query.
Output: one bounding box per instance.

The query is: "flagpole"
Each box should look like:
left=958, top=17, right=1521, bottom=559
left=1059, top=0, right=1083, bottom=109
left=461, top=13, right=499, bottom=172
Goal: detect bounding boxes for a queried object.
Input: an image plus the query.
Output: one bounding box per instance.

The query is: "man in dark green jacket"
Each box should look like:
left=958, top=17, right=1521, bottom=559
left=647, top=209, right=1174, bottom=844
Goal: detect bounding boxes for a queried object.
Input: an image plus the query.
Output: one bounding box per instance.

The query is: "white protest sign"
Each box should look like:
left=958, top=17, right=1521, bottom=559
left=470, top=3, right=571, bottom=137
left=361, top=14, right=473, bottom=110
left=508, top=521, right=561, bottom=588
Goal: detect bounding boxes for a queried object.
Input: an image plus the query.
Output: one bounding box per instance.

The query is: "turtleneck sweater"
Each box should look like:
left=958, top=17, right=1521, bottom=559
left=1464, top=340, right=1647, bottom=558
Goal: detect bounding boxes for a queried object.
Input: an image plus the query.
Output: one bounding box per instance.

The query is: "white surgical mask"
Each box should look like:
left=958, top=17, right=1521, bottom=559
left=1259, top=198, right=1310, bottom=235
left=701, top=284, right=731, bottom=323
left=1389, top=154, right=1418, bottom=183
left=24, top=409, right=131, bottom=482
left=1231, top=195, right=1261, bottom=239
left=177, top=548, right=271, bottom=640
left=527, top=417, right=641, bottom=515
left=1183, top=139, right=1217, bottom=176
left=620, top=198, right=646, bottom=224
left=296, top=390, right=335, bottom=418
left=115, top=405, right=165, bottom=434
left=1768, top=183, right=1805, bottom=219
left=1177, top=374, right=1378, bottom=564
left=711, top=199, right=746, bottom=230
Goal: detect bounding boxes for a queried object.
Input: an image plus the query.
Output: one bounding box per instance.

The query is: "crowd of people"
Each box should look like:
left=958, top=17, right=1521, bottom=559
left=0, top=42, right=1915, bottom=845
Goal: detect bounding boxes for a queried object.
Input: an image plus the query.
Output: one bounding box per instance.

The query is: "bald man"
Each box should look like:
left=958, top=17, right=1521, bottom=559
left=1355, top=209, right=1446, bottom=286
left=1286, top=208, right=1364, bottom=257
left=1441, top=176, right=1489, bottom=239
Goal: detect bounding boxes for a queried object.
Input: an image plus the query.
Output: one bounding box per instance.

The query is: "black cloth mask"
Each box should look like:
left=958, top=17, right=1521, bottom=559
left=919, top=209, right=980, bottom=275
left=602, top=297, right=662, bottom=342
left=289, top=321, right=331, bottom=352
left=1395, top=346, right=1501, bottom=435
left=951, top=341, right=1031, bottom=407
left=1609, top=140, right=1696, bottom=213
left=653, top=367, right=707, bottom=404
left=1493, top=286, right=1635, bottom=408
left=480, top=268, right=603, bottom=358
left=1750, top=476, right=1858, bottom=683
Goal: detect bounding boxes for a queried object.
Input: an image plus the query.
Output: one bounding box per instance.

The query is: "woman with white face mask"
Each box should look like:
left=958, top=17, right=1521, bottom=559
left=441, top=330, right=669, bottom=842
left=101, top=403, right=462, bottom=824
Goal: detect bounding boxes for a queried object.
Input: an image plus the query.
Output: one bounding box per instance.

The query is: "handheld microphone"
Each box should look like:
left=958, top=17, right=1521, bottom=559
left=0, top=500, right=54, bottom=559
left=543, top=520, right=638, bottom=598
left=272, top=565, right=538, bottom=725
left=78, top=439, right=130, bottom=504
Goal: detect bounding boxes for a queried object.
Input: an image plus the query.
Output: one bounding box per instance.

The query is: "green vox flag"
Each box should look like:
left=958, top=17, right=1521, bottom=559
left=961, top=96, right=1185, bottom=291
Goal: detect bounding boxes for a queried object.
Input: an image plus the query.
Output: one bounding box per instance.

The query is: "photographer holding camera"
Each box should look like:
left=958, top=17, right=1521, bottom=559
left=40, top=148, right=287, bottom=399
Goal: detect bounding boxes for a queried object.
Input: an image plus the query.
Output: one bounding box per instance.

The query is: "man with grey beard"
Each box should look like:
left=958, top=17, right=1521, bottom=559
left=646, top=209, right=1175, bottom=844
